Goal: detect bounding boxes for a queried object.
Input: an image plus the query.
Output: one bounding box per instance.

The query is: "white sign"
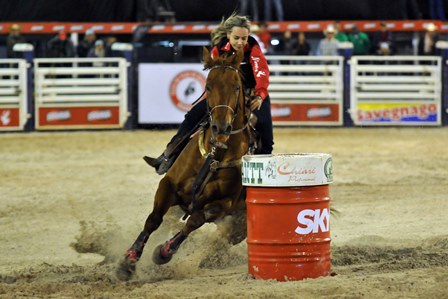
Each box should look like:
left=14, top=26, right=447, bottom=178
left=138, top=63, right=207, bottom=124
left=242, top=153, right=333, bottom=187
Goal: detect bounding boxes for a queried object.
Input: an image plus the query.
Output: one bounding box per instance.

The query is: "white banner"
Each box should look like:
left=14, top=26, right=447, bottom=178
left=138, top=63, right=207, bottom=124
left=242, top=153, right=333, bottom=187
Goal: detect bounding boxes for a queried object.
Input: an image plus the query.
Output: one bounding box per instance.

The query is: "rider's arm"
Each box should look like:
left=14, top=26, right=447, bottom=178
left=249, top=41, right=270, bottom=101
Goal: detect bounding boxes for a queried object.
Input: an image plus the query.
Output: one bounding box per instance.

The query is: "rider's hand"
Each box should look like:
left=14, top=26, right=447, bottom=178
left=249, top=96, right=263, bottom=111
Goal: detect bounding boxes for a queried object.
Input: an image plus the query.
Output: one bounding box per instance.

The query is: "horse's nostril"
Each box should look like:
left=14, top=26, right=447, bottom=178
left=212, top=125, right=219, bottom=134
left=225, top=125, right=232, bottom=135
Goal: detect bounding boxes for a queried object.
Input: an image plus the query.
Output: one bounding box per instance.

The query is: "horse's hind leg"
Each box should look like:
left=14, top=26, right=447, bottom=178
left=116, top=178, right=175, bottom=281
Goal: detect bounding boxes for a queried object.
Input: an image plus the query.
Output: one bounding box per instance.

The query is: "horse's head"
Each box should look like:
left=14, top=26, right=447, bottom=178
left=203, top=47, right=244, bottom=148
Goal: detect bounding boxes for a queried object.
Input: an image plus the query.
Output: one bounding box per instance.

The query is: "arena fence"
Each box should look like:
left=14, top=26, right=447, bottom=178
left=0, top=59, right=29, bottom=131
left=266, top=55, right=344, bottom=126
left=1, top=54, right=448, bottom=131
left=34, top=58, right=129, bottom=130
left=349, top=56, right=442, bottom=126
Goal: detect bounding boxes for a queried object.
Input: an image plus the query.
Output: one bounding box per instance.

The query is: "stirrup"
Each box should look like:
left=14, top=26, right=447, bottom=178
left=156, top=155, right=175, bottom=175
left=143, top=154, right=174, bottom=175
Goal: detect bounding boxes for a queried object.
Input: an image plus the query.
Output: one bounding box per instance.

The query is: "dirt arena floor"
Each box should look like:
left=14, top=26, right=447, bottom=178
left=1, top=127, right=447, bottom=298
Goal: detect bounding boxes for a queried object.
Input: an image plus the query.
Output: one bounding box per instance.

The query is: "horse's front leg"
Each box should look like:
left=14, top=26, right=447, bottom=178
left=152, top=208, right=206, bottom=265
left=152, top=199, right=230, bottom=265
left=116, top=177, right=176, bottom=281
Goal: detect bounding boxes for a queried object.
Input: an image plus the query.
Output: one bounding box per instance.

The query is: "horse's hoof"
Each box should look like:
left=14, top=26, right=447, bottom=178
left=115, top=259, right=136, bottom=281
left=152, top=244, right=172, bottom=265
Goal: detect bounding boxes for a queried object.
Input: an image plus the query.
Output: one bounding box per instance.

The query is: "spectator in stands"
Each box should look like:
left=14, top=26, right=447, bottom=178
left=88, top=40, right=106, bottom=58
left=105, top=36, right=118, bottom=57
left=264, top=0, right=284, bottom=21
left=257, top=22, right=272, bottom=53
left=293, top=32, right=311, bottom=55
left=429, top=0, right=446, bottom=21
left=47, top=31, right=75, bottom=57
left=77, top=29, right=96, bottom=58
left=6, top=24, right=26, bottom=58
left=275, top=30, right=293, bottom=55
left=238, top=0, right=259, bottom=22
left=347, top=25, right=371, bottom=55
left=418, top=23, right=439, bottom=55
left=372, top=22, right=395, bottom=55
left=334, top=21, right=348, bottom=42
left=316, top=25, right=339, bottom=56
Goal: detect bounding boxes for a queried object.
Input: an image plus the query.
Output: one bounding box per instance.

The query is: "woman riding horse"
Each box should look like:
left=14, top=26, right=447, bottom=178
left=117, top=44, right=251, bottom=281
left=144, top=13, right=274, bottom=175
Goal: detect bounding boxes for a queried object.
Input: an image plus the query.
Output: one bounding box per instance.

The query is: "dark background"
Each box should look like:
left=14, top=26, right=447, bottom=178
left=0, top=0, right=442, bottom=22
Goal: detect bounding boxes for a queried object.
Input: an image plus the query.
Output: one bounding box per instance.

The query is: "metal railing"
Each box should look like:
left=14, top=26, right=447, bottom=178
left=266, top=55, right=344, bottom=126
left=350, top=56, right=442, bottom=126
left=0, top=59, right=29, bottom=131
left=34, top=57, right=129, bottom=129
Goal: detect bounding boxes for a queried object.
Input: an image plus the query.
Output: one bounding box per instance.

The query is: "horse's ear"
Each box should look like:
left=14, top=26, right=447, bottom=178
left=231, top=49, right=244, bottom=68
left=203, top=47, right=212, bottom=69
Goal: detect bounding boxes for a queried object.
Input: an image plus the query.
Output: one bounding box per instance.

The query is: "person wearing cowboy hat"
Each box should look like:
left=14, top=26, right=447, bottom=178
left=6, top=24, right=26, bottom=58
left=418, top=23, right=439, bottom=55
left=316, top=25, right=339, bottom=56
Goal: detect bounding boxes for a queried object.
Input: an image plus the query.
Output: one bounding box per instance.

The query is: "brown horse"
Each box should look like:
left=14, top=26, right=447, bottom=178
left=116, top=48, right=251, bottom=281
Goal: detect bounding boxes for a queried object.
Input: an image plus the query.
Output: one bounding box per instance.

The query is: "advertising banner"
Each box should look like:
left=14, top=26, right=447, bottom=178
left=36, top=106, right=120, bottom=129
left=242, top=153, right=333, bottom=187
left=138, top=63, right=207, bottom=124
left=355, top=102, right=440, bottom=125
left=0, top=108, right=20, bottom=129
left=271, top=102, right=341, bottom=125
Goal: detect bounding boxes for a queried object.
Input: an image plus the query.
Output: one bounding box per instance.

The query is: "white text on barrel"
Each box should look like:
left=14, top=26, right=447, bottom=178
left=295, top=208, right=330, bottom=234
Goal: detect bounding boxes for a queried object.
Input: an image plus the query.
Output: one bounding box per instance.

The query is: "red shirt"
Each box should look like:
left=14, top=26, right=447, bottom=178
left=211, top=36, right=270, bottom=101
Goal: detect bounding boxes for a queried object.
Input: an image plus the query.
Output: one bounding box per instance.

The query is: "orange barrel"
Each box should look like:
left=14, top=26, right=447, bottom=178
left=242, top=153, right=333, bottom=281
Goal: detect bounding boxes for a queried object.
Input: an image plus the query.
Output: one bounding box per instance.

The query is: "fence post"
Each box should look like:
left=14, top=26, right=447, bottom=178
left=338, top=42, right=353, bottom=127
left=13, top=43, right=34, bottom=131
left=112, top=42, right=135, bottom=129
left=436, top=41, right=448, bottom=126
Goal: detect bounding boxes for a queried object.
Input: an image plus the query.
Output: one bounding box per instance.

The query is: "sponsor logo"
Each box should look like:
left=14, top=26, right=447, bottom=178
left=357, top=103, right=437, bottom=122
left=169, top=70, right=206, bottom=112
left=47, top=110, right=71, bottom=122
left=87, top=110, right=112, bottom=121
left=324, top=158, right=333, bottom=181
left=111, top=25, right=124, bottom=31
left=277, top=162, right=317, bottom=183
left=1, top=110, right=11, bottom=125
left=271, top=106, right=291, bottom=118
left=265, top=160, right=277, bottom=179
left=31, top=26, right=44, bottom=31
left=295, top=208, right=330, bottom=235
left=307, top=107, right=332, bottom=119
left=251, top=57, right=260, bottom=73
left=242, top=161, right=264, bottom=184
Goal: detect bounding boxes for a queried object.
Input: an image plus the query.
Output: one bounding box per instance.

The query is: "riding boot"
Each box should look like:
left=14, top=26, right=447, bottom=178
left=143, top=153, right=175, bottom=175
left=144, top=100, right=210, bottom=175
left=143, top=134, right=189, bottom=175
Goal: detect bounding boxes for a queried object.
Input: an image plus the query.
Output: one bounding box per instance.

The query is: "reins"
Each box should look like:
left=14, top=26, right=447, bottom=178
left=188, top=63, right=248, bottom=214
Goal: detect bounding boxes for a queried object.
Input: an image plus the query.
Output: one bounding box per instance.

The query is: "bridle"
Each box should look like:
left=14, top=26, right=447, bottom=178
left=207, top=65, right=249, bottom=138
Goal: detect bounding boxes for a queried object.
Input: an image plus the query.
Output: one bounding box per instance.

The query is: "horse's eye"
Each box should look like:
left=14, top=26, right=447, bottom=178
left=206, top=85, right=211, bottom=92
left=235, top=86, right=240, bottom=92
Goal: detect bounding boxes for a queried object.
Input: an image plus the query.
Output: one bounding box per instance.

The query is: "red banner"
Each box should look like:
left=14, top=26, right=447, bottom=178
left=271, top=103, right=340, bottom=124
left=1, top=20, right=447, bottom=35
left=38, top=106, right=120, bottom=128
left=0, top=108, right=20, bottom=128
